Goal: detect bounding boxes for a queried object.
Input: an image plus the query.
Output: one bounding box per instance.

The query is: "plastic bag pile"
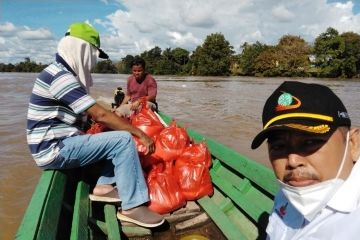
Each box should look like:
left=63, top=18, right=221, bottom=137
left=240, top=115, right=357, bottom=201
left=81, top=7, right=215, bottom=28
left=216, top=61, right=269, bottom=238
left=86, top=101, right=214, bottom=214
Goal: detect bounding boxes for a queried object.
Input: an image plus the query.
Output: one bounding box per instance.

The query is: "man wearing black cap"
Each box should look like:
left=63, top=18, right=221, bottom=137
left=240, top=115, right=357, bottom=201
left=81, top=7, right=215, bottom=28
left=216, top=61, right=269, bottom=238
left=26, top=22, right=164, bottom=228
left=252, top=81, right=360, bottom=239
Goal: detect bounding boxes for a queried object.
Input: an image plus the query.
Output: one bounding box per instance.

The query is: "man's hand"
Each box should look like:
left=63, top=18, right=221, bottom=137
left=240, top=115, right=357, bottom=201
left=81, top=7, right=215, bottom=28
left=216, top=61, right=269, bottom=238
left=130, top=100, right=140, bottom=111
left=139, top=133, right=155, bottom=155
left=86, top=103, right=153, bottom=152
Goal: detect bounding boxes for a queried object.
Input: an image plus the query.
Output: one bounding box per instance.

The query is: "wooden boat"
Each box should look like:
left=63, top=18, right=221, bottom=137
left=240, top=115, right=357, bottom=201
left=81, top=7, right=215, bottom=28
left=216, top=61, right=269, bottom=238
left=16, top=112, right=278, bottom=240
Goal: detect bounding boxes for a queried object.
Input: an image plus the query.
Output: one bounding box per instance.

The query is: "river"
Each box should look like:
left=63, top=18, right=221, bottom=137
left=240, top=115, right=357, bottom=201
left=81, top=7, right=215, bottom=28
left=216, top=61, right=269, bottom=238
left=0, top=72, right=359, bottom=239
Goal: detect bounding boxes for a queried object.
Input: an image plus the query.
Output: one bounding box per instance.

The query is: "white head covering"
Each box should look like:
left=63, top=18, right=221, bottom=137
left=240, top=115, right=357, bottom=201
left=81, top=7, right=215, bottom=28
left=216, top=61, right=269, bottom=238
left=57, top=36, right=98, bottom=93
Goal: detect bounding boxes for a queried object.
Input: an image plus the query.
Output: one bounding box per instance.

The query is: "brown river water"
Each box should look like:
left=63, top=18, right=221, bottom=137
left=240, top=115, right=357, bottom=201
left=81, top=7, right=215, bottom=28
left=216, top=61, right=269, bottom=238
left=0, top=72, right=359, bottom=239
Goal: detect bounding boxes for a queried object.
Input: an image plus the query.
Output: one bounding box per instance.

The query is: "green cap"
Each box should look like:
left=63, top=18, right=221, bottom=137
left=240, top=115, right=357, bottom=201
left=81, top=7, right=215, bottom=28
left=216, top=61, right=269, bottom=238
left=65, top=22, right=109, bottom=59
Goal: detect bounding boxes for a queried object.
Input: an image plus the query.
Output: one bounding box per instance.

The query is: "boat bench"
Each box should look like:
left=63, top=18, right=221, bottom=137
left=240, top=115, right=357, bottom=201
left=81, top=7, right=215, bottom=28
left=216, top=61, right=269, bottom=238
left=15, top=169, right=124, bottom=240
left=159, top=112, right=279, bottom=240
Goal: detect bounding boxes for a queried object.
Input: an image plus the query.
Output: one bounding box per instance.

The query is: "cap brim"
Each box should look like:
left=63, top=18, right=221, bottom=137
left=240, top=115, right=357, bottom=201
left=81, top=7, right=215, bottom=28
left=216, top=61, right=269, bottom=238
left=98, top=48, right=109, bottom=59
left=251, top=123, right=335, bottom=149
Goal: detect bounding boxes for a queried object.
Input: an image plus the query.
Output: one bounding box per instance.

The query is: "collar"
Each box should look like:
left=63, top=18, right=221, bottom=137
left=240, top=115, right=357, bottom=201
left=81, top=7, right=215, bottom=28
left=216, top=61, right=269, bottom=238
left=327, top=158, right=360, bottom=212
left=55, top=53, right=77, bottom=76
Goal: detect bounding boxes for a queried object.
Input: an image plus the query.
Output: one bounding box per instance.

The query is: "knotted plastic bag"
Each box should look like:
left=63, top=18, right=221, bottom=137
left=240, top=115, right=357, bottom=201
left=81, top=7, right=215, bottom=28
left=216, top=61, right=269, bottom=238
left=147, top=162, right=186, bottom=214
left=130, top=99, right=164, bottom=138
left=174, top=142, right=214, bottom=200
left=153, top=121, right=190, bottom=162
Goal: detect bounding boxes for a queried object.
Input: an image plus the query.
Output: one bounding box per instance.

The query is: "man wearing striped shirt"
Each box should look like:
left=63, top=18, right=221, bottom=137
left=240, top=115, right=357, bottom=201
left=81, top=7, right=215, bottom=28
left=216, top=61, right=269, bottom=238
left=26, top=22, right=164, bottom=228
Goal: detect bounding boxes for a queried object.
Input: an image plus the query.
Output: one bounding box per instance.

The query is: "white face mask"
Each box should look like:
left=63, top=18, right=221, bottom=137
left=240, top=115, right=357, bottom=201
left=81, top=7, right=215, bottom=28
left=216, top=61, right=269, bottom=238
left=279, top=131, right=350, bottom=221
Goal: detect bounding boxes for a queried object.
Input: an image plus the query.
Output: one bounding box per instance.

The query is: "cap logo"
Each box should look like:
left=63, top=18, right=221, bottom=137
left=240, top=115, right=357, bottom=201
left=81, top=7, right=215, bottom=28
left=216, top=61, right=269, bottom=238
left=276, top=92, right=301, bottom=111
left=338, top=111, right=349, bottom=119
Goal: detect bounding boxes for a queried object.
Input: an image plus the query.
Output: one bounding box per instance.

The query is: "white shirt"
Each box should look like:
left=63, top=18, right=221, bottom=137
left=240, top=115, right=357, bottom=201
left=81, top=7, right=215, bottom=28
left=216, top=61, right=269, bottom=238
left=266, top=159, right=360, bottom=240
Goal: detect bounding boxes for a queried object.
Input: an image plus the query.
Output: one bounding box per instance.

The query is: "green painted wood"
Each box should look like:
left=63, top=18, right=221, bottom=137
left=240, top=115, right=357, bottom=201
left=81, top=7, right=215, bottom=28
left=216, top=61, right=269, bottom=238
left=36, top=170, right=67, bottom=240
left=70, top=181, right=90, bottom=240
left=91, top=219, right=107, bottom=234
left=104, top=204, right=121, bottom=240
left=121, top=226, right=152, bottom=237
left=197, top=196, right=247, bottom=240
left=88, top=198, right=94, bottom=240
left=16, top=170, right=56, bottom=239
left=211, top=168, right=271, bottom=222
left=210, top=160, right=273, bottom=219
left=210, top=189, right=261, bottom=240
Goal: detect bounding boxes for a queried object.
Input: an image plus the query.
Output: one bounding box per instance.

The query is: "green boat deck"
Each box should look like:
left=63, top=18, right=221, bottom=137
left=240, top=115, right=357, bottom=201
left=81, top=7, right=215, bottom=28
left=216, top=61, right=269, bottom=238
left=16, top=112, right=278, bottom=240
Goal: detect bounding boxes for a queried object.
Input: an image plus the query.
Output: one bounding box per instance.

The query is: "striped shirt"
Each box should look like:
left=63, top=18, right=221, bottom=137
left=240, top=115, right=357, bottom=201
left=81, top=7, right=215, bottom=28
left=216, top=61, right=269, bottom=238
left=27, top=59, right=96, bottom=166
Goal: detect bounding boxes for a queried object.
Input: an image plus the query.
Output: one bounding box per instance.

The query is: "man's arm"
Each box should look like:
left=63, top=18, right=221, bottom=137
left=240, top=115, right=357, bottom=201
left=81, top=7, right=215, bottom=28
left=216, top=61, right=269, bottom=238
left=86, top=103, right=154, bottom=154
left=121, top=95, right=131, bottom=105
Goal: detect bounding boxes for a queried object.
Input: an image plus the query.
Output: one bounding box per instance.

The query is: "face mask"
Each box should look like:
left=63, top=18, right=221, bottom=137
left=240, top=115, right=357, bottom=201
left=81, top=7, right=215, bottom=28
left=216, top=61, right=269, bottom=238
left=279, top=131, right=350, bottom=221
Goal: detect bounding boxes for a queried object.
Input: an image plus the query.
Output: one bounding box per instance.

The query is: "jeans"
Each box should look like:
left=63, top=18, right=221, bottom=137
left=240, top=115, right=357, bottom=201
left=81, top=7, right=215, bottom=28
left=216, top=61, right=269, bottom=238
left=42, top=131, right=149, bottom=210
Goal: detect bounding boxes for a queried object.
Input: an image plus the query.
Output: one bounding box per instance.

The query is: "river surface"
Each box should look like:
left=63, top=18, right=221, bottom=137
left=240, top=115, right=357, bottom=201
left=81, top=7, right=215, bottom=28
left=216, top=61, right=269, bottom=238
left=0, top=72, right=359, bottom=239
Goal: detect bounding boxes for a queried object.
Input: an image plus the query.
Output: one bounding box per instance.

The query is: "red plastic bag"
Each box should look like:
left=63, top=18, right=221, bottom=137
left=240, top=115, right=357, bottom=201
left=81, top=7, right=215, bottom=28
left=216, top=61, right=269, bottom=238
left=178, top=142, right=212, bottom=168
left=147, top=162, right=186, bottom=214
left=86, top=122, right=108, bottom=134
left=153, top=121, right=190, bottom=162
left=130, top=102, right=164, bottom=138
left=133, top=134, right=162, bottom=170
left=174, top=142, right=214, bottom=200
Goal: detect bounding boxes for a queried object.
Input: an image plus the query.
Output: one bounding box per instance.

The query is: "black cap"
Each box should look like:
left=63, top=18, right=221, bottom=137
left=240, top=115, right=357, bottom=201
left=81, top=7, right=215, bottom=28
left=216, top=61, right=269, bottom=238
left=251, top=81, right=351, bottom=149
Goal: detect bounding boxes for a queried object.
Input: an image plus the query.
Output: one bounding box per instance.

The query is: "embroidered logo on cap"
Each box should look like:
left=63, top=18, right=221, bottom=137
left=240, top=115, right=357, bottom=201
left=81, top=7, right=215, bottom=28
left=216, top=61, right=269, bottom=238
left=276, top=92, right=301, bottom=111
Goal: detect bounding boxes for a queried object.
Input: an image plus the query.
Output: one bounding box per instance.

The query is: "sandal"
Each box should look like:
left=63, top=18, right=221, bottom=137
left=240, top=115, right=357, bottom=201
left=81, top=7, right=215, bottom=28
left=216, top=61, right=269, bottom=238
left=89, top=187, right=121, bottom=203
left=117, top=206, right=165, bottom=228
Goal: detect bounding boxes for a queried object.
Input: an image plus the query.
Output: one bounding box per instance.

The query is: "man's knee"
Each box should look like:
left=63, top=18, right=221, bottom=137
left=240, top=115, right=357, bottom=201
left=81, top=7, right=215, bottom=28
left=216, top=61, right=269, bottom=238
left=113, top=131, right=133, bottom=145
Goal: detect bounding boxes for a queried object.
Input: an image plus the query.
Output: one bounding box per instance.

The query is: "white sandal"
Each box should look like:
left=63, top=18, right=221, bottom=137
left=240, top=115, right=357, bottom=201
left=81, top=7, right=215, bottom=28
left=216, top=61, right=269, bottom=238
left=89, top=187, right=121, bottom=203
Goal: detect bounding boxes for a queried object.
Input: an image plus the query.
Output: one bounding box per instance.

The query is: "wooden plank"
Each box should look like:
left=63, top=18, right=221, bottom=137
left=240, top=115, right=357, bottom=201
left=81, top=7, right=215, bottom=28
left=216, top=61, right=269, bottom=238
left=36, top=170, right=67, bottom=240
left=210, top=160, right=273, bottom=220
left=15, top=170, right=56, bottom=239
left=213, top=191, right=261, bottom=240
left=197, top=196, right=247, bottom=240
left=104, top=204, right=121, bottom=240
left=121, top=226, right=152, bottom=237
left=211, top=170, right=271, bottom=221
left=70, top=181, right=90, bottom=240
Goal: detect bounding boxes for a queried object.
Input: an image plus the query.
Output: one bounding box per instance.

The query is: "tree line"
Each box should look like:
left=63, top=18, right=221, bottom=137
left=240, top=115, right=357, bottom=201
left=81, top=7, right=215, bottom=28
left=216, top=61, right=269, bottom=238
left=1, top=27, right=360, bottom=78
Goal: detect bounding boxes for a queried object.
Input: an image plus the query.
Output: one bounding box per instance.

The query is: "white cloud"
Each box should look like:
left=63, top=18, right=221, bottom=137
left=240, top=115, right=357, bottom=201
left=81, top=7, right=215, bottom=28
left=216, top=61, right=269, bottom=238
left=0, top=22, right=56, bottom=63
left=271, top=5, right=295, bottom=22
left=1, top=0, right=360, bottom=63
left=17, top=27, right=53, bottom=40
left=167, top=31, right=201, bottom=47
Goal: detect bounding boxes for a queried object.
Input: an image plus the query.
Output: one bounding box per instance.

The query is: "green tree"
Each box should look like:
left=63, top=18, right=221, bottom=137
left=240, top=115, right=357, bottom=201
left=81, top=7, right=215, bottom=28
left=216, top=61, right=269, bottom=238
left=154, top=48, right=177, bottom=75
left=190, top=33, right=234, bottom=76
left=238, top=41, right=269, bottom=76
left=14, top=57, right=43, bottom=72
left=171, top=47, right=190, bottom=74
left=313, top=27, right=345, bottom=77
left=254, top=46, right=281, bottom=77
left=276, top=35, right=311, bottom=76
left=141, top=46, right=162, bottom=74
left=93, top=60, right=117, bottom=73
left=117, top=55, right=135, bottom=74
left=340, top=32, right=360, bottom=78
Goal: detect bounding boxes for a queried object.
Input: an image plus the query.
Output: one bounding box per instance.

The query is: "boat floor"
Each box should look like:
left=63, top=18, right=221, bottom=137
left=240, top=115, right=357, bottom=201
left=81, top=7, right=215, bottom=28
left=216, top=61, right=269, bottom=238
left=90, top=200, right=226, bottom=239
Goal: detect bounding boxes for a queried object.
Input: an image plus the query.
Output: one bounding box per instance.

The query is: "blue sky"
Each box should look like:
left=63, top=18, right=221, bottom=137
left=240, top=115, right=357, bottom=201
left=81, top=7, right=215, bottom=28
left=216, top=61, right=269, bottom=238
left=2, top=0, right=123, bottom=39
left=1, top=0, right=360, bottom=64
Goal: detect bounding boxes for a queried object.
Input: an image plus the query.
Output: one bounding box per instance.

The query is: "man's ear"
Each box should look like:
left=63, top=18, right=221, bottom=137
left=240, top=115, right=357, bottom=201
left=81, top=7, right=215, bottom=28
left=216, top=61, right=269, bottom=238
left=349, top=127, right=360, bottom=163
